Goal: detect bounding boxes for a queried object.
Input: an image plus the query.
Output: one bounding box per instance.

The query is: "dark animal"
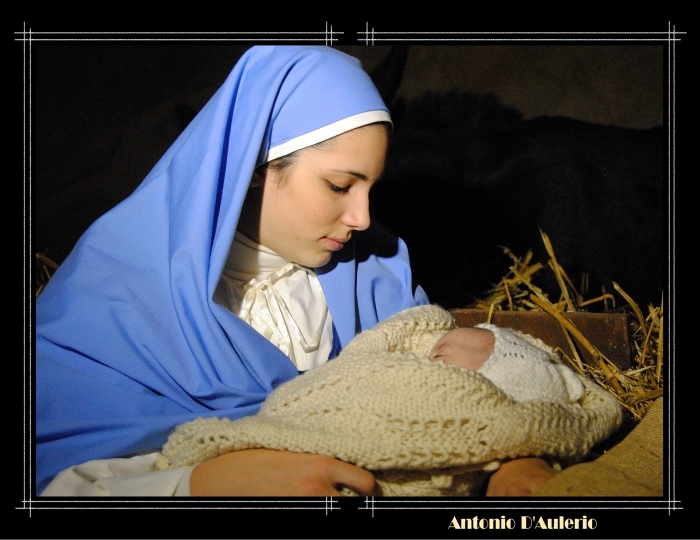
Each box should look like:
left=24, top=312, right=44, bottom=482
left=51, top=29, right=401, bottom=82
left=369, top=52, right=666, bottom=311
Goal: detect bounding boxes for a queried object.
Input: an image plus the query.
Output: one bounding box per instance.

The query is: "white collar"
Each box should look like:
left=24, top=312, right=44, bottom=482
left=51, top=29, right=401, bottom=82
left=215, top=230, right=333, bottom=371
left=221, top=230, right=291, bottom=282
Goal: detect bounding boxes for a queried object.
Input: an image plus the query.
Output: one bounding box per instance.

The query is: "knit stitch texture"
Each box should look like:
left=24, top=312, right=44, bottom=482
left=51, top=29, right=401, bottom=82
left=156, top=305, right=623, bottom=496
left=475, top=323, right=585, bottom=402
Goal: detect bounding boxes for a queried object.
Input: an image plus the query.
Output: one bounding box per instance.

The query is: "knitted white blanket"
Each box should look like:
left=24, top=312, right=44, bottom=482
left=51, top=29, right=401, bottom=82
left=156, top=305, right=623, bottom=496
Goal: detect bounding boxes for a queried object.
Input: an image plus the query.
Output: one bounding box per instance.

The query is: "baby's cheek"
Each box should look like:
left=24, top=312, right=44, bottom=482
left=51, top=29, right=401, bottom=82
left=448, top=351, right=484, bottom=371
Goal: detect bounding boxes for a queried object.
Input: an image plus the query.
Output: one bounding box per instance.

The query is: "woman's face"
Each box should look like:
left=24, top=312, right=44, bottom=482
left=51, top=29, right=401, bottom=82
left=253, top=124, right=388, bottom=268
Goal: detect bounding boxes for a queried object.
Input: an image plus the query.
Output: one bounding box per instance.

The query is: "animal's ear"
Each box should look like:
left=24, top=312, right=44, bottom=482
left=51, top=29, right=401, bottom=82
left=369, top=45, right=409, bottom=109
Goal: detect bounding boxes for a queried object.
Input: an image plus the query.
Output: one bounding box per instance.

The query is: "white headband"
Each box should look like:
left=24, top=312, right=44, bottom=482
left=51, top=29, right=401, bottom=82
left=266, top=110, right=391, bottom=163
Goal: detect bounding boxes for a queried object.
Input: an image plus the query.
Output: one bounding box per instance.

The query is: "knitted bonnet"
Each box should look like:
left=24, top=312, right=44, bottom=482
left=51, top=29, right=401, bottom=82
left=471, top=323, right=585, bottom=403
left=156, top=305, right=623, bottom=496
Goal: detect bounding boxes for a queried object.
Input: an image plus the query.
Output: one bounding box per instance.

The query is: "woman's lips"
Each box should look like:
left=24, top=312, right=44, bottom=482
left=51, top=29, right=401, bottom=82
left=322, top=237, right=346, bottom=251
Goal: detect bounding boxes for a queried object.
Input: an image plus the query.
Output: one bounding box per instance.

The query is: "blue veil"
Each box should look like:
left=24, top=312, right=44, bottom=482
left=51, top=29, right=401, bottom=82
left=35, top=46, right=428, bottom=494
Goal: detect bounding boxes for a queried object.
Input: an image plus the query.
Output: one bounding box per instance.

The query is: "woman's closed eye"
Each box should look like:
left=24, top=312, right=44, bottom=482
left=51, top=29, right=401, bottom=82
left=326, top=181, right=351, bottom=194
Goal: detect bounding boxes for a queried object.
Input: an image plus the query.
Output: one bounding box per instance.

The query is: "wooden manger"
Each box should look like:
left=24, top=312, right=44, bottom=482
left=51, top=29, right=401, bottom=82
left=451, top=231, right=663, bottom=422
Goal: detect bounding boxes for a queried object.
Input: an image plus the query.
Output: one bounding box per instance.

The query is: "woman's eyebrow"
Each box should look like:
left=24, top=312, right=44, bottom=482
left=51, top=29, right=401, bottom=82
left=327, top=168, right=385, bottom=182
left=328, top=168, right=368, bottom=180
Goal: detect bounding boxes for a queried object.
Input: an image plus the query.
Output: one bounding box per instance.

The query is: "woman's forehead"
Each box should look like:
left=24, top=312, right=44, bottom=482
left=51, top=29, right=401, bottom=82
left=297, top=125, right=388, bottom=172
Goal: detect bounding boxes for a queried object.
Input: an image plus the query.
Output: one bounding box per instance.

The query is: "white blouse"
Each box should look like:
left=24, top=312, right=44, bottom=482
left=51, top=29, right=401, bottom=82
left=214, top=231, right=334, bottom=371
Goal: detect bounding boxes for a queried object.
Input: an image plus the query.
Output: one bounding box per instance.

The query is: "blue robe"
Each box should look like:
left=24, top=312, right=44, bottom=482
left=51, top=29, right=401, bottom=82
left=35, top=46, right=428, bottom=494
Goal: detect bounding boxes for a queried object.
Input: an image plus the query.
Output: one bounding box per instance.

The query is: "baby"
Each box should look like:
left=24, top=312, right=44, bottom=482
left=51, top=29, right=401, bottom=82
left=428, top=323, right=585, bottom=403
left=156, top=305, right=622, bottom=496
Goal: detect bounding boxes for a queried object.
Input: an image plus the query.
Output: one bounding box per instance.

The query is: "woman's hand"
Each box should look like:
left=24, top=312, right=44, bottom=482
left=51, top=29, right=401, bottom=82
left=485, top=457, right=559, bottom=496
left=189, top=449, right=377, bottom=496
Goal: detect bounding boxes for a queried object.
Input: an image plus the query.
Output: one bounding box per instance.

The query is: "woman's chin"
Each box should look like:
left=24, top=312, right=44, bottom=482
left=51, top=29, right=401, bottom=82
left=298, top=251, right=333, bottom=269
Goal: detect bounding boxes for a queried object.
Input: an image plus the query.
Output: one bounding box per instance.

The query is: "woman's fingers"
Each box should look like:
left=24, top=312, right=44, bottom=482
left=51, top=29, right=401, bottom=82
left=329, top=458, right=377, bottom=496
left=189, top=449, right=376, bottom=497
left=485, top=457, right=559, bottom=496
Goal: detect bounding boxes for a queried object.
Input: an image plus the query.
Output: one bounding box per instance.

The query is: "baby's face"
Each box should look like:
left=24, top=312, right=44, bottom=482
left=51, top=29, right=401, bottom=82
left=429, top=327, right=495, bottom=370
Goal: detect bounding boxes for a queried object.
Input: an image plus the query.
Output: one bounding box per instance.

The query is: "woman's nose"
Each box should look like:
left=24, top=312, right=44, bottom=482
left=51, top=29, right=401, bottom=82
left=342, top=191, right=371, bottom=231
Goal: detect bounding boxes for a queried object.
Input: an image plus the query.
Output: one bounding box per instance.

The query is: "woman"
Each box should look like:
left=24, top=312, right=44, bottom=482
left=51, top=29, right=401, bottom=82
left=36, top=45, right=556, bottom=496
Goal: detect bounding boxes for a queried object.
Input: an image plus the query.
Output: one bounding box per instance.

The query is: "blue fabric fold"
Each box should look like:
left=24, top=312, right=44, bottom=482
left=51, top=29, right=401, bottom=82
left=35, top=45, right=428, bottom=494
